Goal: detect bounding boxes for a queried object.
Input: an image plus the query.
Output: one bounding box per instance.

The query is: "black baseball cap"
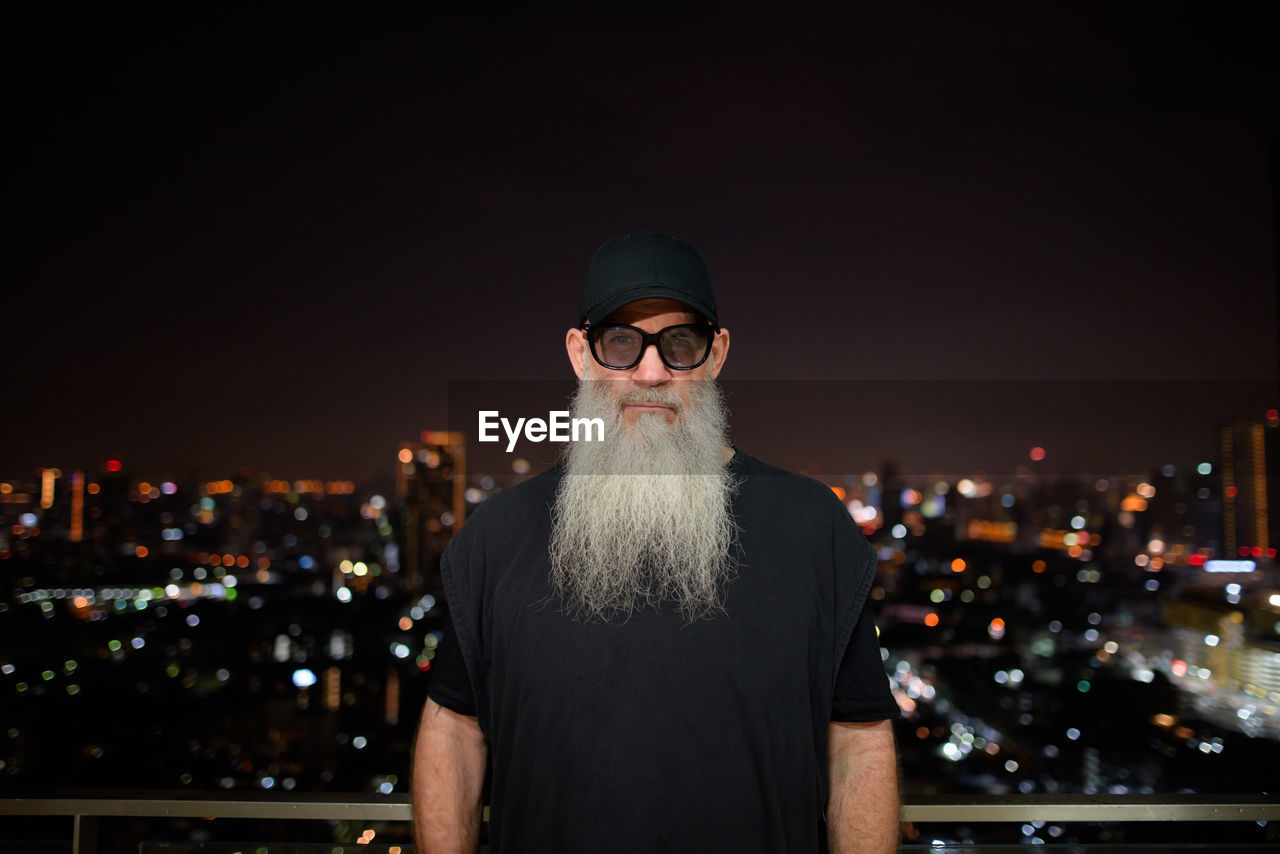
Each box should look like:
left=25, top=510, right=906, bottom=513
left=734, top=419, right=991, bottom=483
left=577, top=231, right=719, bottom=328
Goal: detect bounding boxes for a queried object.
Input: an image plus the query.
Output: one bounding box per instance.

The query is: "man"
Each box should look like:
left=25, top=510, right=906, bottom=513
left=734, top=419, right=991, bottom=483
left=413, top=232, right=900, bottom=853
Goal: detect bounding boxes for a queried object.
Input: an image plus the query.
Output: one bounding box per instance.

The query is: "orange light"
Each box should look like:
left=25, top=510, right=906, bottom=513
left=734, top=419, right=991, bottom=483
left=87, top=482, right=100, bottom=495
left=1067, top=545, right=1083, bottom=558
left=135, top=546, right=149, bottom=558
left=398, top=617, right=413, bottom=631
left=924, top=612, right=940, bottom=627
left=1032, top=560, right=1046, bottom=574
left=916, top=726, right=930, bottom=739
left=830, top=485, right=846, bottom=501
left=236, top=555, right=250, bottom=569
left=256, top=557, right=269, bottom=569
left=40, top=469, right=56, bottom=509
left=398, top=448, right=413, bottom=464
left=1121, top=494, right=1148, bottom=512
left=209, top=554, right=221, bottom=566
left=950, top=558, right=966, bottom=573
left=223, top=554, right=235, bottom=566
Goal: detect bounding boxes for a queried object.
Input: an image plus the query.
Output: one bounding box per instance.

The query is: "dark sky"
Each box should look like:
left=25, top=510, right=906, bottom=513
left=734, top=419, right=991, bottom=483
left=7, top=4, right=1278, bottom=482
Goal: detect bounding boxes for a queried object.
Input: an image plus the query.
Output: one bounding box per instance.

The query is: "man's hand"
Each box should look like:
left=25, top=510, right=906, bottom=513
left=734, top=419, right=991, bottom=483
left=827, top=718, right=900, bottom=853
left=412, top=698, right=488, bottom=854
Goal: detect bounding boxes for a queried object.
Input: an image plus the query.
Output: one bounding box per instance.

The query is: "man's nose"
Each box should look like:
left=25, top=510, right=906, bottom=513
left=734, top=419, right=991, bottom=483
left=629, top=341, right=671, bottom=385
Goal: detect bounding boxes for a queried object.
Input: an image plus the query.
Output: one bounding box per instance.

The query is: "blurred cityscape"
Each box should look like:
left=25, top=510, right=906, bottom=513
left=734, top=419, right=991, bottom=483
left=1, top=411, right=1279, bottom=848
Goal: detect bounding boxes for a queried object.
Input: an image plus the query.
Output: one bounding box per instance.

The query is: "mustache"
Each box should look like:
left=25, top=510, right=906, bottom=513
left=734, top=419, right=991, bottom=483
left=613, top=387, right=685, bottom=411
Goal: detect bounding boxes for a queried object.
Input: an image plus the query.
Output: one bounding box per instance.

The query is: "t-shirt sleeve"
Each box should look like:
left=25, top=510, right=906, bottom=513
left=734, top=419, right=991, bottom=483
left=826, top=487, right=899, bottom=723
left=426, top=614, right=478, bottom=717
left=432, top=513, right=492, bottom=730
left=831, top=598, right=899, bottom=722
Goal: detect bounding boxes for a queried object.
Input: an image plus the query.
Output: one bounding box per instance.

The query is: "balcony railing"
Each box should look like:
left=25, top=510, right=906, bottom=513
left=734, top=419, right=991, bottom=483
left=2, top=793, right=1278, bottom=852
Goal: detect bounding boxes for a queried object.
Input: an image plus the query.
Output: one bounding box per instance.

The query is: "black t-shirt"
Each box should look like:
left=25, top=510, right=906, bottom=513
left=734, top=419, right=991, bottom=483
left=428, top=449, right=898, bottom=854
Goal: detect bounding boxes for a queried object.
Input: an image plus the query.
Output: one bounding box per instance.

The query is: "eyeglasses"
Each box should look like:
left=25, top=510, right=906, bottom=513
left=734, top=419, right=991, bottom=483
left=582, top=322, right=717, bottom=371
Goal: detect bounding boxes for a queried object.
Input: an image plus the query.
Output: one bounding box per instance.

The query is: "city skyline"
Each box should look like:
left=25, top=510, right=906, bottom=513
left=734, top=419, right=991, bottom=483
left=3, top=409, right=1278, bottom=851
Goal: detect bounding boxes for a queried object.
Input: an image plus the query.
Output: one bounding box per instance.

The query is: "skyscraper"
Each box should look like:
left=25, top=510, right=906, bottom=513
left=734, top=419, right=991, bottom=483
left=1220, top=416, right=1275, bottom=558
left=395, top=430, right=465, bottom=594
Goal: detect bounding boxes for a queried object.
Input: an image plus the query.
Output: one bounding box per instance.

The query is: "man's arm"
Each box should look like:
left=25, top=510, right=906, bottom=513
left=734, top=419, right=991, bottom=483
left=412, top=697, right=488, bottom=854
left=827, top=718, right=900, bottom=854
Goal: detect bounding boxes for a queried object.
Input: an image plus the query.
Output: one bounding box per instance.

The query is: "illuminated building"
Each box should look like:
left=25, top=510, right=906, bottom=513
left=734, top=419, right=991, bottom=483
left=69, top=471, right=84, bottom=543
left=396, top=431, right=465, bottom=594
left=1220, top=416, right=1276, bottom=558
left=1164, top=591, right=1280, bottom=707
left=39, top=467, right=58, bottom=509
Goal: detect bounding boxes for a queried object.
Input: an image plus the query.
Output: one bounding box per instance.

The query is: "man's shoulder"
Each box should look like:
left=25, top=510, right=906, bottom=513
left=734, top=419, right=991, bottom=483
left=458, top=462, right=563, bottom=534
left=733, top=450, right=875, bottom=578
left=733, top=449, right=846, bottom=511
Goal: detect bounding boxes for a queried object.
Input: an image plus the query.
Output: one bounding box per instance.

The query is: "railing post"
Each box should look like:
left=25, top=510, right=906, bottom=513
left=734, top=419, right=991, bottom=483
left=72, top=814, right=98, bottom=854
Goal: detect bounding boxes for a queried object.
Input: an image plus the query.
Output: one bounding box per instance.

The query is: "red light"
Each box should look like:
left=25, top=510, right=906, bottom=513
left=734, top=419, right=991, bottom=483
left=1251, top=546, right=1264, bottom=558
left=106, top=459, right=122, bottom=472
left=1225, top=486, right=1238, bottom=498
left=1239, top=546, right=1250, bottom=556
left=1266, top=408, right=1278, bottom=422
left=1266, top=549, right=1277, bottom=559
left=420, top=430, right=434, bottom=443
left=1029, top=446, right=1046, bottom=462
left=417, top=660, right=432, bottom=671
left=1188, top=554, right=1206, bottom=566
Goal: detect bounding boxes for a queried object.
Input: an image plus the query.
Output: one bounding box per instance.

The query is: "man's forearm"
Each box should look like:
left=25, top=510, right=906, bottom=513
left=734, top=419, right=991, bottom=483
left=413, top=699, right=487, bottom=854
left=827, top=719, right=900, bottom=854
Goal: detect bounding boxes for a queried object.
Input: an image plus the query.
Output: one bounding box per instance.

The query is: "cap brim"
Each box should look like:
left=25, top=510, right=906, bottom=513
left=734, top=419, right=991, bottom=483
left=581, top=284, right=717, bottom=328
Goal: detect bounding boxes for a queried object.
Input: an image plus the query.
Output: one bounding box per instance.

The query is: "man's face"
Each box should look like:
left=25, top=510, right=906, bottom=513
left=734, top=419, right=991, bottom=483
left=565, top=298, right=731, bottom=431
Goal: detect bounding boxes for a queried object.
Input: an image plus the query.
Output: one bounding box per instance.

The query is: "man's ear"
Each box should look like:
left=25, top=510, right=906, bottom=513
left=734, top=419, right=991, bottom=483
left=709, top=327, right=730, bottom=379
left=566, top=327, right=587, bottom=379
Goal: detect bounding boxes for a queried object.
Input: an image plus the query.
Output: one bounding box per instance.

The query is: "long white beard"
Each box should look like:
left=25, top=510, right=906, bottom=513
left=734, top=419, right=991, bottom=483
left=548, top=374, right=739, bottom=622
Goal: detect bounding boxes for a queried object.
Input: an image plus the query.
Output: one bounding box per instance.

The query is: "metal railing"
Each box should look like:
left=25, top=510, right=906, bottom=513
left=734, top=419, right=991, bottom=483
left=2, top=793, right=1278, bottom=852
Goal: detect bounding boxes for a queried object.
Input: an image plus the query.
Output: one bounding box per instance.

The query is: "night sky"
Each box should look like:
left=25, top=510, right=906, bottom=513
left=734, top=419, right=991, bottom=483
left=8, top=4, right=1278, bottom=482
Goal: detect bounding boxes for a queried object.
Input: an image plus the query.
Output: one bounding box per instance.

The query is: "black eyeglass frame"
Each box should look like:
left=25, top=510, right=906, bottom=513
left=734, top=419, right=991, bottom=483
left=580, top=321, right=720, bottom=371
